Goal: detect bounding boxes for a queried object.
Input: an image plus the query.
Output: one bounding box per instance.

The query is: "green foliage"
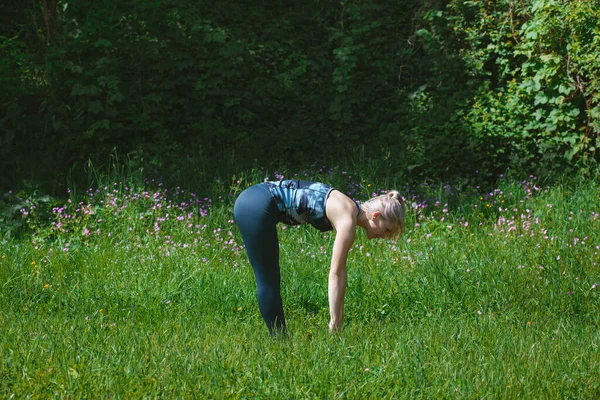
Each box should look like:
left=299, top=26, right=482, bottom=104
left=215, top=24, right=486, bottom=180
left=432, top=0, right=600, bottom=175
left=1, top=0, right=600, bottom=191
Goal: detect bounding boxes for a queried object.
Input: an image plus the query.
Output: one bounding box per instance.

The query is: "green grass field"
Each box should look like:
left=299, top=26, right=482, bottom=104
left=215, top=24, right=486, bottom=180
left=2, top=168, right=600, bottom=398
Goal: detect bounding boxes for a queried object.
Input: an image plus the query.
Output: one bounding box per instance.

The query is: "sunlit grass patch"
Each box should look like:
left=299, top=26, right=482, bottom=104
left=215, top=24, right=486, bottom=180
left=1, top=169, right=600, bottom=398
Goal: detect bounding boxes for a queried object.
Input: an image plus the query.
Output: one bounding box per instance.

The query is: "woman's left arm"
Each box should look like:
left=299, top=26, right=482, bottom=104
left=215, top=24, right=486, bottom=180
left=328, top=221, right=355, bottom=332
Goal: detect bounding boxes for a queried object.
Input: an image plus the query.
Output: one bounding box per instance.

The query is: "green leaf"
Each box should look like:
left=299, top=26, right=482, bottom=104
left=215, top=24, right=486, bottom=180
left=525, top=30, right=538, bottom=40
left=534, top=92, right=548, bottom=105
left=564, top=143, right=583, bottom=161
left=94, top=39, right=112, bottom=48
left=534, top=109, right=545, bottom=121
left=88, top=100, right=103, bottom=115
left=204, top=30, right=226, bottom=44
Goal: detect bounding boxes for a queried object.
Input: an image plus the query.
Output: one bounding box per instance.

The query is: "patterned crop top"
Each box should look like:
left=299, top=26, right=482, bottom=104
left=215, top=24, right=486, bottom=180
left=263, top=180, right=360, bottom=232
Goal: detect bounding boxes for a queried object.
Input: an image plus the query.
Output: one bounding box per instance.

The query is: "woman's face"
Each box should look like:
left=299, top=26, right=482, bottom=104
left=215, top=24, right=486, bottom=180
left=366, top=212, right=399, bottom=240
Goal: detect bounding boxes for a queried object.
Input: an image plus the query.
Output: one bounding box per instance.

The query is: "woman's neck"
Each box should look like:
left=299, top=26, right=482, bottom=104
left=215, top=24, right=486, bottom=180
left=356, top=208, right=369, bottom=231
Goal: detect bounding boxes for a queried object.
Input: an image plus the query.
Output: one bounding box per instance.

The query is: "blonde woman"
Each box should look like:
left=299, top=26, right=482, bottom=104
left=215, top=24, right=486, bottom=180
left=234, top=179, right=406, bottom=336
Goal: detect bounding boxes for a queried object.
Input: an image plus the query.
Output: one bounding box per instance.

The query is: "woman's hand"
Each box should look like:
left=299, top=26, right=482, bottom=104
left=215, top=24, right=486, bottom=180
left=329, top=319, right=342, bottom=333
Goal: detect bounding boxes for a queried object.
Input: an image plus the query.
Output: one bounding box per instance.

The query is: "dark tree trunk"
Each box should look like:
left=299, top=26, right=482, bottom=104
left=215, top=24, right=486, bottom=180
left=42, top=0, right=58, bottom=44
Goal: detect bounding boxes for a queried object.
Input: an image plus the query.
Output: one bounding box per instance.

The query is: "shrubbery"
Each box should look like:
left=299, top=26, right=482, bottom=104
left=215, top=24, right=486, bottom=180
left=1, top=0, right=598, bottom=191
left=425, top=0, right=600, bottom=174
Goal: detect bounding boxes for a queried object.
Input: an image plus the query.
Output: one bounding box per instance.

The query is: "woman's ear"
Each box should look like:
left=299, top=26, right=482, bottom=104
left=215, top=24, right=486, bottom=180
left=371, top=211, right=381, bottom=220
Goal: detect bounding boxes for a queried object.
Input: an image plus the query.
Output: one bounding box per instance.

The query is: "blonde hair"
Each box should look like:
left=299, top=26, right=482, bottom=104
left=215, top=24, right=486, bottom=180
left=362, top=191, right=406, bottom=235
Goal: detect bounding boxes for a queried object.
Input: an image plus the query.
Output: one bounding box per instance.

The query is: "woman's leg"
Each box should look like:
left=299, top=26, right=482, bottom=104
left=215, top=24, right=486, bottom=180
left=234, top=184, right=286, bottom=336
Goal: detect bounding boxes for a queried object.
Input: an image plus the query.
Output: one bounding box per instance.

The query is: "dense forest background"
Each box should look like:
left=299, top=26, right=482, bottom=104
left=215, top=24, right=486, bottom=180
left=1, top=0, right=599, bottom=192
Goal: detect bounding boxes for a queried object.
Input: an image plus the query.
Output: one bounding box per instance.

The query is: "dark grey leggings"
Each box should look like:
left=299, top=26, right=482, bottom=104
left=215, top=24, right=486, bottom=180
left=234, top=183, right=286, bottom=336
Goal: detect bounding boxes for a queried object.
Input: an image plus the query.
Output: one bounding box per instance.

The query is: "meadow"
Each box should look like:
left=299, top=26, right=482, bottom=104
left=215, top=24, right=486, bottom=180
left=1, top=166, right=600, bottom=399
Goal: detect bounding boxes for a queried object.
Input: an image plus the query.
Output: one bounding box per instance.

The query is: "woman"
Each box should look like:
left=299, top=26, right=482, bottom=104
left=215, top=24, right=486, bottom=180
left=234, top=179, right=406, bottom=336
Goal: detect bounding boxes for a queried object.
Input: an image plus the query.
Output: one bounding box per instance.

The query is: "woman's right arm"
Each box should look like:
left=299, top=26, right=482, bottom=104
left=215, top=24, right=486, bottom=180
left=325, top=191, right=358, bottom=332
left=328, top=222, right=355, bottom=331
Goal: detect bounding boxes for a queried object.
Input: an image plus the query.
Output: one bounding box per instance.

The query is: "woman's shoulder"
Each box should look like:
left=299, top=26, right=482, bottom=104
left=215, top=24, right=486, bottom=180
left=326, top=190, right=358, bottom=225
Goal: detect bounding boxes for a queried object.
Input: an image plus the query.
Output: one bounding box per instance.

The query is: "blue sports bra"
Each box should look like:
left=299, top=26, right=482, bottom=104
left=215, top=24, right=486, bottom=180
left=263, top=180, right=360, bottom=232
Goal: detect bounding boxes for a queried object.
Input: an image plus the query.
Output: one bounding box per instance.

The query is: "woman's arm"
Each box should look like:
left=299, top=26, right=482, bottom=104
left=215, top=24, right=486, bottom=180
left=325, top=190, right=359, bottom=332
left=328, top=223, right=355, bottom=331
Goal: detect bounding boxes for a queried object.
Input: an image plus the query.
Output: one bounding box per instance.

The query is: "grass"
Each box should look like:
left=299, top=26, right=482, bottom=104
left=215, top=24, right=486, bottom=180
left=1, top=167, right=600, bottom=398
